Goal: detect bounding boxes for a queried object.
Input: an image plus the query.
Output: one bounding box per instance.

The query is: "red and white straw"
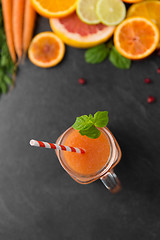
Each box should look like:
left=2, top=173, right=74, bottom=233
left=30, top=139, right=85, bottom=154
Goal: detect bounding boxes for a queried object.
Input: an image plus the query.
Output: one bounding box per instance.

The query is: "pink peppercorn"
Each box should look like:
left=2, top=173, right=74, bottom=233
left=78, top=78, right=86, bottom=85
left=157, top=68, right=160, bottom=74
left=144, top=78, right=151, bottom=84
left=147, top=96, right=156, bottom=103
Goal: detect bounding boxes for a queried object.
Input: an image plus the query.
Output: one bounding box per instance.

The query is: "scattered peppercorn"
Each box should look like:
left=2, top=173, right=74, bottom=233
left=144, top=78, right=151, bottom=84
left=157, top=68, right=160, bottom=74
left=147, top=96, right=156, bottom=103
left=78, top=78, right=86, bottom=85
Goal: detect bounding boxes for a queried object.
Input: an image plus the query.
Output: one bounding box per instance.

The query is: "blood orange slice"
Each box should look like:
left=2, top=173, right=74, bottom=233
left=50, top=12, right=115, bottom=48
left=28, top=32, right=65, bottom=68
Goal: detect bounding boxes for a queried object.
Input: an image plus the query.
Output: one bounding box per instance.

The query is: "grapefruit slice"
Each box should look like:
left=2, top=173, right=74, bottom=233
left=50, top=12, right=115, bottom=48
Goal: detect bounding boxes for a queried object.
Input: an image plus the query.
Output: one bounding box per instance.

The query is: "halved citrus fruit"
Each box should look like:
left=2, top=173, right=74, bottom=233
left=50, top=12, right=115, bottom=48
left=127, top=1, right=160, bottom=47
left=76, top=0, right=100, bottom=24
left=122, top=0, right=143, bottom=3
left=31, top=0, right=77, bottom=18
left=28, top=32, right=65, bottom=68
left=114, top=17, right=159, bottom=60
left=96, top=0, right=126, bottom=26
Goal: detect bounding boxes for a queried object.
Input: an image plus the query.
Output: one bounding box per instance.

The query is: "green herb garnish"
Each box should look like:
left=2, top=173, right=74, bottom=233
left=85, top=41, right=131, bottom=69
left=109, top=46, right=131, bottom=69
left=72, top=111, right=109, bottom=139
left=85, top=44, right=110, bottom=64
left=0, top=0, right=16, bottom=94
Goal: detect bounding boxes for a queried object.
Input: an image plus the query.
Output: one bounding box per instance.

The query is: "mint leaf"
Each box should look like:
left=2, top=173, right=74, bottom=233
left=72, top=115, right=93, bottom=130
left=85, top=44, right=109, bottom=64
left=84, top=41, right=131, bottom=70
left=94, top=111, right=109, bottom=127
left=109, top=46, right=131, bottom=69
left=72, top=111, right=109, bottom=139
left=80, top=125, right=101, bottom=139
left=89, top=114, right=94, bottom=122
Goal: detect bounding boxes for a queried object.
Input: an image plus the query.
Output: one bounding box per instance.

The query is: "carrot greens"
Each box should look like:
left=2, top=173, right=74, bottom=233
left=0, top=0, right=16, bottom=93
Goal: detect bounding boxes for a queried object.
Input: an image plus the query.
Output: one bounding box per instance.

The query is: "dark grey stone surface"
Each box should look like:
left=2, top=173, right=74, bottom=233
left=0, top=16, right=160, bottom=240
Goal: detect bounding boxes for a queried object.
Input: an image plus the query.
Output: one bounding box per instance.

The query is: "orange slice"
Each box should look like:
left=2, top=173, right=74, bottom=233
left=28, top=32, right=65, bottom=68
left=127, top=1, right=160, bottom=47
left=114, top=17, right=159, bottom=60
left=31, top=0, right=77, bottom=18
left=122, top=0, right=143, bottom=3
left=50, top=12, right=115, bottom=48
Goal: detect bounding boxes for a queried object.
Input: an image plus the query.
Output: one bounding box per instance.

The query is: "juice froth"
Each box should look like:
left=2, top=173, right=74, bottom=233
left=63, top=129, right=110, bottom=175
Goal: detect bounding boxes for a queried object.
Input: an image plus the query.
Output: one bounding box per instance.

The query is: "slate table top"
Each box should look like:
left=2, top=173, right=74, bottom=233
left=0, top=16, right=160, bottom=240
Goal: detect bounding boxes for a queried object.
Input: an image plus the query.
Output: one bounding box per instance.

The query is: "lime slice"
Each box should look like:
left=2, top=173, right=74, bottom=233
left=96, top=0, right=126, bottom=26
left=77, top=0, right=100, bottom=24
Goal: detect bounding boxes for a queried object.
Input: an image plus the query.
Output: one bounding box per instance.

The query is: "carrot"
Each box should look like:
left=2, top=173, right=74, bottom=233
left=12, top=0, right=25, bottom=60
left=1, top=0, right=16, bottom=63
left=23, top=0, right=36, bottom=57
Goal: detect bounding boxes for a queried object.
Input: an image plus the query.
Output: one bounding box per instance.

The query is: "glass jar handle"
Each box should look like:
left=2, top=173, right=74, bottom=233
left=100, top=170, right=121, bottom=193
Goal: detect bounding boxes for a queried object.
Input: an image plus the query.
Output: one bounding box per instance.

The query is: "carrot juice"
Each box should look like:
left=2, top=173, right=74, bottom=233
left=55, top=111, right=121, bottom=190
left=62, top=128, right=110, bottom=175
left=30, top=111, right=121, bottom=191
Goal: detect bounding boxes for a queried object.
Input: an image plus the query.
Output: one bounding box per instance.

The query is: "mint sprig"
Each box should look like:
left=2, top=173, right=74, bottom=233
left=72, top=111, right=109, bottom=139
left=94, top=111, right=109, bottom=127
left=109, top=46, right=131, bottom=69
left=85, top=41, right=131, bottom=69
left=85, top=44, right=110, bottom=64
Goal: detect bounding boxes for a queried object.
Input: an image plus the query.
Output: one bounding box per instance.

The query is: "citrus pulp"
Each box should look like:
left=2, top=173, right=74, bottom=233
left=28, top=32, right=65, bottom=68
left=50, top=12, right=115, bottom=48
left=114, top=17, right=159, bottom=59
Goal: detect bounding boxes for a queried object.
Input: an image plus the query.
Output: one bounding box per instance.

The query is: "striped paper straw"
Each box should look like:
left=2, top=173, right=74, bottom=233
left=30, top=139, right=85, bottom=154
